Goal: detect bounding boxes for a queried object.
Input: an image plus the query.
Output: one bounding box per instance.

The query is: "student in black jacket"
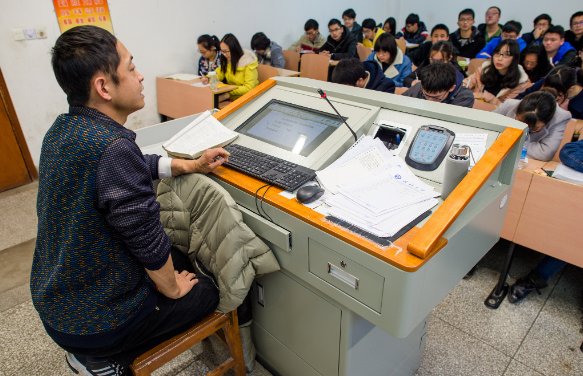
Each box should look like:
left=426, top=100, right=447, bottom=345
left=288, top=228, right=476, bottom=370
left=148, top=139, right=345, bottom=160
left=450, top=8, right=486, bottom=59
left=395, top=14, right=428, bottom=44
left=565, top=11, right=583, bottom=53
left=522, top=14, right=552, bottom=46
left=332, top=58, right=396, bottom=93
left=408, top=24, right=455, bottom=67
left=317, top=19, right=357, bottom=60
left=403, top=41, right=466, bottom=88
left=342, top=8, right=363, bottom=43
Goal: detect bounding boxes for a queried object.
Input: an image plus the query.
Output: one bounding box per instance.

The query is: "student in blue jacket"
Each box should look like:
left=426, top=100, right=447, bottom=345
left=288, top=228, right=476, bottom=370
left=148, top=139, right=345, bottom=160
left=543, top=26, right=577, bottom=66
left=365, top=33, right=412, bottom=87
left=476, top=21, right=527, bottom=59
left=331, top=57, right=396, bottom=93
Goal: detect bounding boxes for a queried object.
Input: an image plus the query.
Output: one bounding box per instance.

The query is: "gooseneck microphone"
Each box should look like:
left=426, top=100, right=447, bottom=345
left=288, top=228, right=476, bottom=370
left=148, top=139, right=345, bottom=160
left=317, top=88, right=358, bottom=142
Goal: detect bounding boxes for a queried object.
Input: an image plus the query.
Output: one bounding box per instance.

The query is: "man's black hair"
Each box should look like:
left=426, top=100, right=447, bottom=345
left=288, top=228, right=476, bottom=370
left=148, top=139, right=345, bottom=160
left=342, top=8, right=356, bottom=19
left=534, top=14, right=552, bottom=25
left=419, top=63, right=457, bottom=93
left=362, top=18, right=377, bottom=30
left=487, top=6, right=501, bottom=16
left=431, top=24, right=449, bottom=35
left=502, top=21, right=522, bottom=35
left=305, top=19, right=319, bottom=31
left=545, top=25, right=566, bottom=39
left=374, top=33, right=398, bottom=67
left=328, top=18, right=342, bottom=28
left=51, top=25, right=120, bottom=107
left=332, top=58, right=367, bottom=86
left=251, top=32, right=271, bottom=51
left=458, top=9, right=475, bottom=20
left=570, top=11, right=583, bottom=27
left=405, top=13, right=420, bottom=26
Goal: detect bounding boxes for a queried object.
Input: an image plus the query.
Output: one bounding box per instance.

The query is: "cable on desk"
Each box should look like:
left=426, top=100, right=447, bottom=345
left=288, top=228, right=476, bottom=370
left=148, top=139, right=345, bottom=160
left=255, top=184, right=270, bottom=220
left=260, top=185, right=274, bottom=223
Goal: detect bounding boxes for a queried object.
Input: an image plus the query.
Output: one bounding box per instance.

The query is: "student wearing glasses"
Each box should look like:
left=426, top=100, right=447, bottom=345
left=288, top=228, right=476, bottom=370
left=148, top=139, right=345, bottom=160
left=289, top=19, right=326, bottom=53
left=342, top=8, right=363, bottom=43
left=382, top=18, right=397, bottom=36
left=403, top=41, right=466, bottom=88
left=542, top=26, right=577, bottom=66
left=251, top=32, right=285, bottom=69
left=197, top=35, right=222, bottom=76
left=476, top=21, right=526, bottom=59
left=361, top=18, right=385, bottom=48
left=565, top=11, right=583, bottom=53
left=202, top=34, right=258, bottom=101
left=402, top=62, right=474, bottom=108
left=365, top=33, right=412, bottom=87
left=465, top=39, right=528, bottom=105
left=519, top=44, right=552, bottom=83
left=317, top=19, right=357, bottom=60
left=522, top=14, right=552, bottom=46
left=450, top=8, right=486, bottom=59
left=407, top=24, right=456, bottom=68
left=477, top=6, right=503, bottom=43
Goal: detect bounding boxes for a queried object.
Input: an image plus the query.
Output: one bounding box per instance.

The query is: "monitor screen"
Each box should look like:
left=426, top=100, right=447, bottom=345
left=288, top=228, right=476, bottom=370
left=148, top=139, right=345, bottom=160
left=235, top=100, right=345, bottom=157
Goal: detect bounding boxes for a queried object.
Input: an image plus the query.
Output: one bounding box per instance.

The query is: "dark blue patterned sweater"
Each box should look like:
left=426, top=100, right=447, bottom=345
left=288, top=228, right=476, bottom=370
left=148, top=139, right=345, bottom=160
left=31, top=107, right=171, bottom=348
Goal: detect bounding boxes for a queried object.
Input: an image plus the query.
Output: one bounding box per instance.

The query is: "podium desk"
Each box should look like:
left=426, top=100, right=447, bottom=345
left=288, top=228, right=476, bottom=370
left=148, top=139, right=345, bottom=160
left=137, top=77, right=524, bottom=376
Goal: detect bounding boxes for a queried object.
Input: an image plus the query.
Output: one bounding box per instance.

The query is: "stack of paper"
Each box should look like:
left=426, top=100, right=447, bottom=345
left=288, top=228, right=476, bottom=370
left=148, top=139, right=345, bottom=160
left=553, top=163, right=583, bottom=185
left=317, top=136, right=440, bottom=237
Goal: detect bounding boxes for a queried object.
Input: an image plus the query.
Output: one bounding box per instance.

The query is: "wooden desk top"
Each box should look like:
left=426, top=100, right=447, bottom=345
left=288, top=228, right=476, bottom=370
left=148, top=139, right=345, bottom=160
left=519, top=158, right=548, bottom=174
left=277, top=68, right=301, bottom=77
left=159, top=76, right=238, bottom=95
left=329, top=60, right=340, bottom=66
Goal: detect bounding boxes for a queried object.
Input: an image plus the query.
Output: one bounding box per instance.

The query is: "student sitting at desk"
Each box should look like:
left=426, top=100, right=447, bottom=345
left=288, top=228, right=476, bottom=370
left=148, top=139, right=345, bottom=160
left=197, top=34, right=222, bottom=76
left=407, top=24, right=456, bottom=68
left=402, top=62, right=475, bottom=107
left=33, top=25, right=230, bottom=376
left=565, top=11, right=583, bottom=53
left=395, top=13, right=428, bottom=44
left=516, top=66, right=583, bottom=119
left=542, top=26, right=577, bottom=66
left=251, top=32, right=285, bottom=69
left=203, top=34, right=259, bottom=101
left=317, top=19, right=357, bottom=60
left=331, top=57, right=395, bottom=93
left=403, top=41, right=466, bottom=88
left=450, top=8, right=486, bottom=59
left=342, top=8, right=363, bottom=43
left=521, top=14, right=552, bottom=46
left=361, top=18, right=385, bottom=48
left=476, top=21, right=527, bottom=59
left=289, top=19, right=326, bottom=53
left=382, top=17, right=397, bottom=36
left=494, top=89, right=572, bottom=161
left=520, top=44, right=552, bottom=83
left=465, top=39, right=528, bottom=105
left=365, top=33, right=412, bottom=87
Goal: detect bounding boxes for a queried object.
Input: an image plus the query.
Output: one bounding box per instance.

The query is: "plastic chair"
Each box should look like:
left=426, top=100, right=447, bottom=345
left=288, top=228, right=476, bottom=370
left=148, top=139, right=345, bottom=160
left=394, top=87, right=408, bottom=95
left=299, top=53, right=330, bottom=81
left=552, top=119, right=577, bottom=162
left=282, top=50, right=300, bottom=71
left=129, top=311, right=245, bottom=376
left=396, top=39, right=406, bottom=54
left=257, top=64, right=279, bottom=84
left=357, top=44, right=372, bottom=62
left=472, top=100, right=498, bottom=111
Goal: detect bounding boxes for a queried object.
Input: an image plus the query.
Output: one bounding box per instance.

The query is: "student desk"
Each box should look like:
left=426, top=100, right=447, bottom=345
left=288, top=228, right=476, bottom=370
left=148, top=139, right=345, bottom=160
left=277, top=68, right=301, bottom=77
left=137, top=77, right=524, bottom=376
left=156, top=77, right=237, bottom=119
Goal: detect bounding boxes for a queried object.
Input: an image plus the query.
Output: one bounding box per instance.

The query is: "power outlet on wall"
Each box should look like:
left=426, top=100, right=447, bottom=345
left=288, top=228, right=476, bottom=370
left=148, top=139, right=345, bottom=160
left=23, top=28, right=37, bottom=40
left=36, top=28, right=47, bottom=39
left=12, top=29, right=25, bottom=41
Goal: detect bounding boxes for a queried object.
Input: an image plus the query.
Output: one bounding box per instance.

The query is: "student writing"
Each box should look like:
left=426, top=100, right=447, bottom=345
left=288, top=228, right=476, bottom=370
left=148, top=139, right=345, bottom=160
left=289, top=19, right=326, bottom=53
left=197, top=35, right=221, bottom=76
left=365, top=33, right=412, bottom=87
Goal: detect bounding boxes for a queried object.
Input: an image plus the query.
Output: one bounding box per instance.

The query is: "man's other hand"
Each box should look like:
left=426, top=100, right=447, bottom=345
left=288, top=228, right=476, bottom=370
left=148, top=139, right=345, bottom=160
left=173, top=270, right=198, bottom=299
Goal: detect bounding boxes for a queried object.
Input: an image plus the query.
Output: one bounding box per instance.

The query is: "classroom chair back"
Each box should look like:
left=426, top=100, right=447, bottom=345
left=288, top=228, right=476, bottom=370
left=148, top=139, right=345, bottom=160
left=467, top=58, right=488, bottom=74
left=394, top=87, right=408, bottom=95
left=300, top=53, right=330, bottom=81
left=472, top=99, right=498, bottom=112
left=396, top=39, right=406, bottom=54
left=257, top=64, right=279, bottom=84
left=553, top=119, right=577, bottom=162
left=357, top=44, right=371, bottom=62
left=282, top=50, right=300, bottom=71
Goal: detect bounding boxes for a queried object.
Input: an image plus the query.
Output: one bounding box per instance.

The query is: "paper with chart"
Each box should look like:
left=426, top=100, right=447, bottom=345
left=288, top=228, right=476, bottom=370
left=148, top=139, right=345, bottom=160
left=454, top=133, right=488, bottom=167
left=162, top=111, right=238, bottom=159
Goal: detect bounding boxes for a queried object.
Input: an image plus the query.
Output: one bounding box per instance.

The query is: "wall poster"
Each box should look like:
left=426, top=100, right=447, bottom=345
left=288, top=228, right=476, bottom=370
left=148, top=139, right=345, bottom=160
left=53, top=0, right=114, bottom=34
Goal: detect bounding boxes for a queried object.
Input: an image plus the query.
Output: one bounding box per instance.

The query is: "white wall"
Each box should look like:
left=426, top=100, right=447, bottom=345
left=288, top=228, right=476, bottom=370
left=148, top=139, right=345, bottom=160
left=1, top=0, right=578, bottom=165
left=391, top=1, right=579, bottom=39
left=0, top=0, right=392, bottom=165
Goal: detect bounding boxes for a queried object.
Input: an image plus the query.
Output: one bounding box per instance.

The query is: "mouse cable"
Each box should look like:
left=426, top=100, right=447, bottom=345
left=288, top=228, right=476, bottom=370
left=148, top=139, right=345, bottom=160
left=255, top=184, right=270, bottom=220
left=260, top=185, right=274, bottom=223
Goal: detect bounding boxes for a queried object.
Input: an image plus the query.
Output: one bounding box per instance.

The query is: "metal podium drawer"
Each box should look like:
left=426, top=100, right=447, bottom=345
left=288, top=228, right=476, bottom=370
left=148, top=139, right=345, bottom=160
left=308, top=239, right=384, bottom=312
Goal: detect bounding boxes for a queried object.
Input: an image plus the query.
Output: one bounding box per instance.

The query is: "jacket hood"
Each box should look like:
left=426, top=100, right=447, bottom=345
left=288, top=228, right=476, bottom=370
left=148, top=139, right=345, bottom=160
left=445, top=71, right=466, bottom=102
left=554, top=42, right=576, bottom=63
left=236, top=49, right=258, bottom=69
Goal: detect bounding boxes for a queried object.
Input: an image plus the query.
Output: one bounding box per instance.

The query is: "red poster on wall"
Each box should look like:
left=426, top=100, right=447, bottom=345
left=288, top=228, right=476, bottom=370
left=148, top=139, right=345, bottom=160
left=53, top=0, right=114, bottom=34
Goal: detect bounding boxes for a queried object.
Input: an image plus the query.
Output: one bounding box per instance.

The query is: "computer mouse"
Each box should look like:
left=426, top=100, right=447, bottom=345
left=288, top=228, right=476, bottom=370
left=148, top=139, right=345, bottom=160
left=296, top=185, right=325, bottom=204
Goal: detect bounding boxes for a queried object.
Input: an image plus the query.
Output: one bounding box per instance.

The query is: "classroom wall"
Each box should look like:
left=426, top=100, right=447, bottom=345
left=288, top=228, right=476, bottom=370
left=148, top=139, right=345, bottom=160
left=0, top=0, right=394, bottom=166
left=1, top=1, right=579, bottom=166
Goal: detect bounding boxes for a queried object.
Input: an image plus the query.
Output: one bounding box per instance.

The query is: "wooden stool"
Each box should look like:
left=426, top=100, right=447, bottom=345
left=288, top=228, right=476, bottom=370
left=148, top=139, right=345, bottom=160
left=129, top=311, right=246, bottom=376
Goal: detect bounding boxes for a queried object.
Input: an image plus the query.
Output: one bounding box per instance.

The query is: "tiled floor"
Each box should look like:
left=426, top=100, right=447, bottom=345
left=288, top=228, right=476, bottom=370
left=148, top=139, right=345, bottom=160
left=1, top=182, right=582, bottom=376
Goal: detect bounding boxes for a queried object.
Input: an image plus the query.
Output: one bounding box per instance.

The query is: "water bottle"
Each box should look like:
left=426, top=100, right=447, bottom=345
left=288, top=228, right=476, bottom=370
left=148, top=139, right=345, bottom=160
left=518, top=132, right=529, bottom=169
left=208, top=71, right=218, bottom=90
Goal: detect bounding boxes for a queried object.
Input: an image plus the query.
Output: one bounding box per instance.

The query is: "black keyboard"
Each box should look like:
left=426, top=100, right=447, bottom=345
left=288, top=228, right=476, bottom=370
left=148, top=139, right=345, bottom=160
left=223, top=144, right=316, bottom=191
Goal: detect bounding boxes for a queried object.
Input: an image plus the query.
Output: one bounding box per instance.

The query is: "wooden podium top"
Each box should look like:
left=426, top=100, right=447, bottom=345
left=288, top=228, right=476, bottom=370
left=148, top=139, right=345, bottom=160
left=210, top=79, right=523, bottom=272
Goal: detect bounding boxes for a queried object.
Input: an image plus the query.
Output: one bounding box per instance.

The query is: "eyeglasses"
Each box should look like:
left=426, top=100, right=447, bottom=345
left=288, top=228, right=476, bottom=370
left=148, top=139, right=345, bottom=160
left=422, top=91, right=448, bottom=101
left=376, top=50, right=390, bottom=56
left=329, top=27, right=342, bottom=33
left=197, top=49, right=209, bottom=54
left=220, top=49, right=230, bottom=54
left=305, top=31, right=318, bottom=36
left=535, top=22, right=549, bottom=28
left=486, top=11, right=499, bottom=16
left=493, top=52, right=513, bottom=59
left=572, top=21, right=583, bottom=27
left=501, top=33, right=518, bottom=40
left=459, top=18, right=474, bottom=23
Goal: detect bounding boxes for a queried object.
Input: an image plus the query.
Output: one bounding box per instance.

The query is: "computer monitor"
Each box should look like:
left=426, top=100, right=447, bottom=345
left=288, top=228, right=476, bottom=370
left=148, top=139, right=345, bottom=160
left=235, top=100, right=345, bottom=157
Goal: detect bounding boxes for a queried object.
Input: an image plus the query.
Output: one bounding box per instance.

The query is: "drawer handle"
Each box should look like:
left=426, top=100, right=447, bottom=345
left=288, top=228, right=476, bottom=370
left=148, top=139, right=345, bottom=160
left=327, top=262, right=359, bottom=290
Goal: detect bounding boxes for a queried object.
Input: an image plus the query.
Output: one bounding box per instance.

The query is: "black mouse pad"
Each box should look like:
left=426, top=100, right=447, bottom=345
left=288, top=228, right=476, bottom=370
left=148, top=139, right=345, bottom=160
left=325, top=210, right=432, bottom=247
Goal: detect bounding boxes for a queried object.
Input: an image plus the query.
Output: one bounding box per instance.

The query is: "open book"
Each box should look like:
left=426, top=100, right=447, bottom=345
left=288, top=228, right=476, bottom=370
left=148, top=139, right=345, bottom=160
left=162, top=111, right=239, bottom=159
